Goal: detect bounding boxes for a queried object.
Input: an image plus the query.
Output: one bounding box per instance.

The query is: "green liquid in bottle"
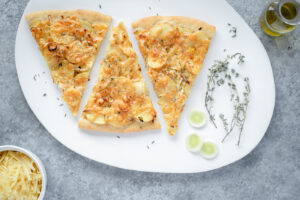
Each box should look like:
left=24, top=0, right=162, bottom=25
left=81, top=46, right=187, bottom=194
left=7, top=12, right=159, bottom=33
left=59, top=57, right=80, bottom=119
left=281, top=2, right=298, bottom=20
left=260, top=1, right=298, bottom=36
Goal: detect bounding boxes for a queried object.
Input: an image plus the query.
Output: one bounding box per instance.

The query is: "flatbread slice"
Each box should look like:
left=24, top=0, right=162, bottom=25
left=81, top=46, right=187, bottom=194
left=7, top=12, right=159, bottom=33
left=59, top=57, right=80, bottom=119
left=79, top=22, right=160, bottom=133
left=132, top=16, right=215, bottom=135
left=26, top=10, right=111, bottom=116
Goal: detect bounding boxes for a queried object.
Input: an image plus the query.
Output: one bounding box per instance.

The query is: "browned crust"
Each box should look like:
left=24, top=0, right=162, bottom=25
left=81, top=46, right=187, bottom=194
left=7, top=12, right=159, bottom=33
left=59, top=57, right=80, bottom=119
left=132, top=16, right=215, bottom=135
left=132, top=16, right=215, bottom=39
left=25, top=10, right=111, bottom=116
left=78, top=118, right=161, bottom=133
left=78, top=22, right=161, bottom=133
left=26, top=9, right=111, bottom=25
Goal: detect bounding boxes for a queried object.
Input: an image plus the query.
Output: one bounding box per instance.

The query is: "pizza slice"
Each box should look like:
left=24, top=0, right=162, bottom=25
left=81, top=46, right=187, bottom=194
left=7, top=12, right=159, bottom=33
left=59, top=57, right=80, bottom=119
left=26, top=10, right=111, bottom=116
left=132, top=16, right=215, bottom=135
left=79, top=22, right=160, bottom=132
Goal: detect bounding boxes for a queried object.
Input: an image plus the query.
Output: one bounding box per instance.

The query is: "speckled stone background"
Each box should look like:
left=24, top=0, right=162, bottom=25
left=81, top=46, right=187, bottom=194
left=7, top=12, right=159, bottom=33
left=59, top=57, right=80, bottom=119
left=1, top=0, right=300, bottom=199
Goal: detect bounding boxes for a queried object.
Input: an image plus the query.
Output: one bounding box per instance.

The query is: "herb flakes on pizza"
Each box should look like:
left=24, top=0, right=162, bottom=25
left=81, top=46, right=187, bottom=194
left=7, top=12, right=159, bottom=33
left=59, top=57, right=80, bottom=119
left=79, top=22, right=160, bottom=133
left=26, top=10, right=111, bottom=116
left=132, top=16, right=215, bottom=135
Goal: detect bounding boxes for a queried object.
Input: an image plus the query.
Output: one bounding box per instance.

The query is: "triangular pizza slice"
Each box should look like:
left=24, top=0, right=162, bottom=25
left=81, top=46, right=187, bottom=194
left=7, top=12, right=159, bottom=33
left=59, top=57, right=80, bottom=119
left=26, top=10, right=111, bottom=116
left=132, top=16, right=215, bottom=135
left=79, top=22, right=160, bottom=132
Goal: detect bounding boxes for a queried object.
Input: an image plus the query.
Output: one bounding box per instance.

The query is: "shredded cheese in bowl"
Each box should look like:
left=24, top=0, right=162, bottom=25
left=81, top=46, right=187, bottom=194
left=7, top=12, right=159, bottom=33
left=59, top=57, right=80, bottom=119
left=0, top=149, right=45, bottom=200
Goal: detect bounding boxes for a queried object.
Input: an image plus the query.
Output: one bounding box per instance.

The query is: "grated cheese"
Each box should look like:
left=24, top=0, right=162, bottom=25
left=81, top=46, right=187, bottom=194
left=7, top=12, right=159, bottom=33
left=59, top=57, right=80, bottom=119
left=0, top=151, right=42, bottom=200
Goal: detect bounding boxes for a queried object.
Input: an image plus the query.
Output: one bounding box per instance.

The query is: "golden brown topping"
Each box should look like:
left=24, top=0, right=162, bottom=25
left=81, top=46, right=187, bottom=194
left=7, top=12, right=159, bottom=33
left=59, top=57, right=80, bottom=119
left=28, top=13, right=109, bottom=116
left=134, top=20, right=214, bottom=135
left=82, top=23, right=157, bottom=127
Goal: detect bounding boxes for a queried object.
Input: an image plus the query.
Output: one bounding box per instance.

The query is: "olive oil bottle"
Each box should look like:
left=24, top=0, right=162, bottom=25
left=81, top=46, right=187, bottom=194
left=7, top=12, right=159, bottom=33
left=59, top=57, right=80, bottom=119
left=260, top=0, right=300, bottom=36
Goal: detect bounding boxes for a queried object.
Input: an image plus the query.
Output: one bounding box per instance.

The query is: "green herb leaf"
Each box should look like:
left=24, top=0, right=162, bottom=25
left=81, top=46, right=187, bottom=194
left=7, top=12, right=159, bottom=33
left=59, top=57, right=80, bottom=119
left=204, top=53, right=250, bottom=146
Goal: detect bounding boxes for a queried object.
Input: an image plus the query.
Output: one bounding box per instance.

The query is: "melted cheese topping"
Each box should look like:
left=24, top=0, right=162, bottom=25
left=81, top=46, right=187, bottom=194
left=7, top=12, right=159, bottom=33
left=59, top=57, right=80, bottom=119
left=0, top=151, right=42, bottom=200
left=134, top=22, right=213, bottom=135
left=28, top=15, right=109, bottom=116
left=82, top=22, right=157, bottom=127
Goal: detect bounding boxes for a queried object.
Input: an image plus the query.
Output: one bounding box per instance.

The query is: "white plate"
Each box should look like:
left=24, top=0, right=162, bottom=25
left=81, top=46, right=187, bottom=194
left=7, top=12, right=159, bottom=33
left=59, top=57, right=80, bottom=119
left=15, top=0, right=275, bottom=173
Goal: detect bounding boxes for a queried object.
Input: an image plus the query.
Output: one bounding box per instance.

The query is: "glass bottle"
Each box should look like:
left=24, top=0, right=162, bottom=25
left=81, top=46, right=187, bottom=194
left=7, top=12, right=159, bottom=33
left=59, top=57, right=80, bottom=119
left=260, top=0, right=300, bottom=36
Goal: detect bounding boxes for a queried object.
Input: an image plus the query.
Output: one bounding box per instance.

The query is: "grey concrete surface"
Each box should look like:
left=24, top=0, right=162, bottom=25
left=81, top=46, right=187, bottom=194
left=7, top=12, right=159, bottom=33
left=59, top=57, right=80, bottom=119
left=0, top=0, right=299, bottom=199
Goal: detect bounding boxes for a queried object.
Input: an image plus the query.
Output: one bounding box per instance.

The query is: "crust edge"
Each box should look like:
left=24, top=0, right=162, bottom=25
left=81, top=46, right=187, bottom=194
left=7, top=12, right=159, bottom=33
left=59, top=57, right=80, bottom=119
left=132, top=16, right=215, bottom=39
left=78, top=117, right=161, bottom=133
left=26, top=9, right=112, bottom=25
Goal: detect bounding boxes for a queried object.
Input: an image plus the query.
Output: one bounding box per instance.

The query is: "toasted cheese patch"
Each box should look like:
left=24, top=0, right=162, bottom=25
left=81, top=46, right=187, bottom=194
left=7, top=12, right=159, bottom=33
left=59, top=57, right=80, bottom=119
left=79, top=22, right=160, bottom=132
left=150, top=23, right=173, bottom=38
left=132, top=16, right=215, bottom=135
left=26, top=10, right=111, bottom=116
left=133, top=81, right=147, bottom=95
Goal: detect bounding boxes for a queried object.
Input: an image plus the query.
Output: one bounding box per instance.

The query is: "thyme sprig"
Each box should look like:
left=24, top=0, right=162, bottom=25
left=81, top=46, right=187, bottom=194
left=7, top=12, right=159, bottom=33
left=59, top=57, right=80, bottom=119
left=227, top=23, right=237, bottom=38
left=205, top=53, right=250, bottom=145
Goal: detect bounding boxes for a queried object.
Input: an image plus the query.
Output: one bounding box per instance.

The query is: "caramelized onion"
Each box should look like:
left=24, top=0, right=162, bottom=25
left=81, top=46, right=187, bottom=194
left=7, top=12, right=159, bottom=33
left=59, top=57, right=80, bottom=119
left=47, top=43, right=57, bottom=51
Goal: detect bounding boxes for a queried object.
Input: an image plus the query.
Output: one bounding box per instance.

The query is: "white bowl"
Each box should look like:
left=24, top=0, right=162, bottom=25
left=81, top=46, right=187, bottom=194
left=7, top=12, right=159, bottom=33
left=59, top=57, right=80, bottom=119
left=0, top=145, right=47, bottom=200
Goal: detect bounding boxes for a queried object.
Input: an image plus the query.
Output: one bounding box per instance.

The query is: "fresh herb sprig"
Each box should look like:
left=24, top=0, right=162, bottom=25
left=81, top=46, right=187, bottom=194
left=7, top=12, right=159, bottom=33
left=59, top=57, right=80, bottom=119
left=205, top=53, right=250, bottom=145
left=227, top=23, right=237, bottom=38
left=205, top=53, right=243, bottom=127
